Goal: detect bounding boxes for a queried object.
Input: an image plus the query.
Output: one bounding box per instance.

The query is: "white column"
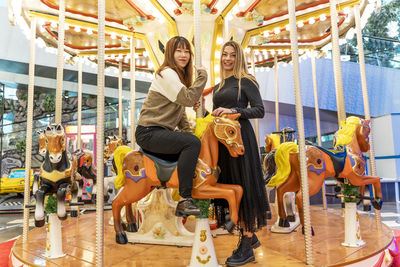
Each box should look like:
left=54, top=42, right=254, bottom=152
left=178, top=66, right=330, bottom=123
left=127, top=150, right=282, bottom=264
left=287, top=0, right=313, bottom=264
left=311, top=53, right=327, bottom=210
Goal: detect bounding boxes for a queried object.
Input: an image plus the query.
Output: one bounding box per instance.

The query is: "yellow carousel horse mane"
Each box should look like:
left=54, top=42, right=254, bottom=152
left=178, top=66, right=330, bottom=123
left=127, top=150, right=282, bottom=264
left=194, top=114, right=215, bottom=139
left=335, top=116, right=362, bottom=147
left=114, top=146, right=133, bottom=190
left=269, top=133, right=281, bottom=149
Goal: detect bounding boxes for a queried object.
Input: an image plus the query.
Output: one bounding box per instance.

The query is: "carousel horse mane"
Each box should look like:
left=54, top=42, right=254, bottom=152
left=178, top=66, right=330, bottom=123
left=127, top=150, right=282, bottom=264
left=334, top=116, right=363, bottom=148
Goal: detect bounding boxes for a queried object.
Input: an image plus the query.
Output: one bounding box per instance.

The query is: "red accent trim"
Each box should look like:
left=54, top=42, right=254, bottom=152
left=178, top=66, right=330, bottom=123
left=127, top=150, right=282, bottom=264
left=373, top=251, right=385, bottom=267
left=45, top=27, right=123, bottom=50
left=174, top=0, right=182, bottom=7
left=207, top=0, right=218, bottom=10
left=236, top=0, right=261, bottom=17
left=202, top=87, right=213, bottom=96
left=266, top=16, right=345, bottom=44
left=263, top=0, right=330, bottom=21
left=125, top=0, right=155, bottom=20
left=40, top=0, right=123, bottom=24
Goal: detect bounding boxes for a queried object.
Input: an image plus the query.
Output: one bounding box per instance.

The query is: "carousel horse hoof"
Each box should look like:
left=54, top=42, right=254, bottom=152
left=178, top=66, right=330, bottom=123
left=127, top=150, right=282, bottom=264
left=302, top=226, right=315, bottom=236
left=363, top=204, right=371, bottom=211
left=372, top=198, right=383, bottom=210
left=224, top=220, right=235, bottom=233
left=70, top=210, right=78, bottom=217
left=116, top=232, right=128, bottom=244
left=35, top=219, right=45, bottom=228
left=124, top=222, right=138, bottom=232
left=287, top=215, right=295, bottom=222
left=278, top=218, right=290, bottom=228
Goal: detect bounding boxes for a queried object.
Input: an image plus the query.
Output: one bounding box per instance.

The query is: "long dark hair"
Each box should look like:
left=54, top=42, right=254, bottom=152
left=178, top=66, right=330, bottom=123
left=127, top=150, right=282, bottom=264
left=155, top=36, right=193, bottom=88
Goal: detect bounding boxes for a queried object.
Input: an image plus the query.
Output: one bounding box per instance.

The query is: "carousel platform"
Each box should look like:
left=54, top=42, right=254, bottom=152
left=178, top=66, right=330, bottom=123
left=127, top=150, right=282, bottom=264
left=9, top=206, right=395, bottom=267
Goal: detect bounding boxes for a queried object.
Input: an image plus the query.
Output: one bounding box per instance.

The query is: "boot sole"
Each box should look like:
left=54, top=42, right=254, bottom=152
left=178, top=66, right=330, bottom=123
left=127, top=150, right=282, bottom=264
left=175, top=210, right=201, bottom=218
left=226, top=255, right=255, bottom=266
left=251, top=240, right=261, bottom=249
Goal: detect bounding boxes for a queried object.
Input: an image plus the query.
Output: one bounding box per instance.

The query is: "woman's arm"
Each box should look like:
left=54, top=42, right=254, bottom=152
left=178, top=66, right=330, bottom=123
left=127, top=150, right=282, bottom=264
left=232, top=79, right=264, bottom=119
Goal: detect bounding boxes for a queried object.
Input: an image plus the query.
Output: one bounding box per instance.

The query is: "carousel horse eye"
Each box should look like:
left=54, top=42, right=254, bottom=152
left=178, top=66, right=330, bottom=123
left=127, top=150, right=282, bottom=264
left=229, top=130, right=234, bottom=135
left=134, top=165, right=139, bottom=172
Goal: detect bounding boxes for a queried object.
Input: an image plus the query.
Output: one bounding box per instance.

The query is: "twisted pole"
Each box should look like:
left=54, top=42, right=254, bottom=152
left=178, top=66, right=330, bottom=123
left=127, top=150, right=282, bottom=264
left=118, top=60, right=123, bottom=138
left=55, top=0, right=65, bottom=124
left=22, top=17, right=36, bottom=244
left=194, top=0, right=203, bottom=117
left=287, top=0, right=313, bottom=264
left=274, top=55, right=279, bottom=131
left=77, top=57, right=82, bottom=149
left=96, top=0, right=105, bottom=265
left=354, top=4, right=381, bottom=227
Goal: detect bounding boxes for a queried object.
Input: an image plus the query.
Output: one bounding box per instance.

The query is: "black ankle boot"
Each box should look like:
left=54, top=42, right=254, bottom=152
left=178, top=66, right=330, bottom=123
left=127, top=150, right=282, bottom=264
left=175, top=198, right=201, bottom=217
left=225, top=233, right=255, bottom=266
left=250, top=233, right=261, bottom=249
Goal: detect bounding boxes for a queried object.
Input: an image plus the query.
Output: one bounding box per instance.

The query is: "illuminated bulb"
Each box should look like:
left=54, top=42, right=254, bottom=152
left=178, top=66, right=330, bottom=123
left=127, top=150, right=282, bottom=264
left=274, top=27, right=280, bottom=34
left=89, top=55, right=95, bottom=60
left=285, top=49, right=290, bottom=55
left=299, top=49, right=304, bottom=54
left=214, top=64, right=220, bottom=72
left=143, top=51, right=149, bottom=57
left=343, top=7, right=351, bottom=14
left=309, top=17, right=315, bottom=24
left=215, top=77, right=221, bottom=84
left=74, top=26, right=81, bottom=32
left=320, top=14, right=327, bottom=21
left=215, top=51, right=220, bottom=58
left=110, top=33, right=117, bottom=39
left=270, top=50, right=276, bottom=55
left=122, top=35, right=128, bottom=42
left=278, top=49, right=283, bottom=55
left=50, top=21, right=57, bottom=28
left=216, top=37, right=223, bottom=45
left=87, top=28, right=93, bottom=35
left=244, top=47, right=251, bottom=54
left=263, top=31, right=270, bottom=37
left=297, top=21, right=304, bottom=28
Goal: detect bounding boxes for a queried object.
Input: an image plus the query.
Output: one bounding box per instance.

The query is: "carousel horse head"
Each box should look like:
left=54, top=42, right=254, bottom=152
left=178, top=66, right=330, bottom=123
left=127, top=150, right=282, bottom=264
left=264, top=133, right=281, bottom=153
left=104, top=135, right=123, bottom=162
left=45, top=124, right=66, bottom=164
left=37, top=129, right=47, bottom=157
left=213, top=114, right=244, bottom=157
left=334, top=117, right=371, bottom=153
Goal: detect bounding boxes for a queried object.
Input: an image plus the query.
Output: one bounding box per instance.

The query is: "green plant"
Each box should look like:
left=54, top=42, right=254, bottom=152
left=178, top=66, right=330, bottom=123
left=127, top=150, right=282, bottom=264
left=16, top=140, right=26, bottom=154
left=45, top=195, right=57, bottom=214
left=20, top=94, right=28, bottom=101
left=193, top=198, right=210, bottom=218
left=43, top=95, right=55, bottom=112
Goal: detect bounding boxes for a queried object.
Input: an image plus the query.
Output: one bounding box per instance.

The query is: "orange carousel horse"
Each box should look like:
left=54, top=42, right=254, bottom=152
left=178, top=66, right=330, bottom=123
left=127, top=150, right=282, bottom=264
left=112, top=114, right=244, bottom=244
left=266, top=117, right=383, bottom=234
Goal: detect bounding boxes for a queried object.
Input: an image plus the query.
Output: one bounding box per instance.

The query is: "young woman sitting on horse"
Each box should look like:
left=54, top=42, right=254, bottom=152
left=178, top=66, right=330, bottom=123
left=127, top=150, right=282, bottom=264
left=135, top=36, right=207, bottom=217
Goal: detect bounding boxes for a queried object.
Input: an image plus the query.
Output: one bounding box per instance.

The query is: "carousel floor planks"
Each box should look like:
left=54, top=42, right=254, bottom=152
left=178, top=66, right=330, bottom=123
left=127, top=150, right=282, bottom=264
left=10, top=206, right=394, bottom=266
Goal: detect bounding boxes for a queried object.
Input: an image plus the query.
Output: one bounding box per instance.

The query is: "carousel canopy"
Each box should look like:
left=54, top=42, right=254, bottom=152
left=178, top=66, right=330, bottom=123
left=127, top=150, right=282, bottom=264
left=8, top=0, right=375, bottom=85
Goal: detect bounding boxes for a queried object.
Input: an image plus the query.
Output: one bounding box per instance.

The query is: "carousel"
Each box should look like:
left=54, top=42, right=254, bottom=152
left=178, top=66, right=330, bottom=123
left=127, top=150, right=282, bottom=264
left=6, top=0, right=397, bottom=266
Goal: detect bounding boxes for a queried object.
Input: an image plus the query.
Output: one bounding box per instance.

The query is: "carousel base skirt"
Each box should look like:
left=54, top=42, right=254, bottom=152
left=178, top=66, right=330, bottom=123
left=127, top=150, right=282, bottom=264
left=9, top=206, right=394, bottom=266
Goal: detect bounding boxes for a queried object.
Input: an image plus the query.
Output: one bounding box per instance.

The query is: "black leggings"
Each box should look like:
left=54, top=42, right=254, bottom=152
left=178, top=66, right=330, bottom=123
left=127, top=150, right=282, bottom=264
left=135, top=125, right=201, bottom=198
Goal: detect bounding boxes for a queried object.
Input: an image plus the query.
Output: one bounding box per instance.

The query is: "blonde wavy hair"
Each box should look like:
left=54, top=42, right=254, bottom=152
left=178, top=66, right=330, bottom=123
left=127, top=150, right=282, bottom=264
left=216, top=40, right=258, bottom=99
left=334, top=116, right=362, bottom=147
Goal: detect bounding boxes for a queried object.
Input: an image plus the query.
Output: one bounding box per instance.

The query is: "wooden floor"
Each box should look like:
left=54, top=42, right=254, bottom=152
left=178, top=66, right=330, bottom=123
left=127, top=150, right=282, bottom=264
left=12, top=206, right=393, bottom=267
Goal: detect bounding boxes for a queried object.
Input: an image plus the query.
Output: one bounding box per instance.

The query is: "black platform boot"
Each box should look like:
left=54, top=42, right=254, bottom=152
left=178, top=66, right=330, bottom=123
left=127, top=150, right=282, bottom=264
left=225, top=231, right=255, bottom=266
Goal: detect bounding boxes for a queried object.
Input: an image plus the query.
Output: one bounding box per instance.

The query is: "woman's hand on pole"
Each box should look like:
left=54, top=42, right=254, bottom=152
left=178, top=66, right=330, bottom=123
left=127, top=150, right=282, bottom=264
left=212, top=107, right=234, bottom=117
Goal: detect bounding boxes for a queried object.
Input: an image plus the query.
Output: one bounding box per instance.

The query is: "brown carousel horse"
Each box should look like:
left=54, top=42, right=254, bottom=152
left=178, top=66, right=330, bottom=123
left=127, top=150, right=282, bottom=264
left=112, top=114, right=244, bottom=244
left=35, top=124, right=80, bottom=227
left=266, top=117, right=383, bottom=234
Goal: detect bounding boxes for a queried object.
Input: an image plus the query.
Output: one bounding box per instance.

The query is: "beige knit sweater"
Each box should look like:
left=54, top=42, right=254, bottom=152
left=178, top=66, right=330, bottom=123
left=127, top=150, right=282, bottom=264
left=137, top=68, right=207, bottom=132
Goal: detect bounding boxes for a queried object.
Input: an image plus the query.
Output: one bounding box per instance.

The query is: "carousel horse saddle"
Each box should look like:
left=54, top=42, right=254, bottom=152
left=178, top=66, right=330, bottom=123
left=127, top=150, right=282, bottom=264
left=141, top=149, right=178, bottom=184
left=315, top=145, right=347, bottom=177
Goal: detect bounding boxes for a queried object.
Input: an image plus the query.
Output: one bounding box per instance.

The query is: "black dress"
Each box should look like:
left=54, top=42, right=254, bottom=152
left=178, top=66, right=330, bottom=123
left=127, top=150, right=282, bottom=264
left=213, top=75, right=268, bottom=232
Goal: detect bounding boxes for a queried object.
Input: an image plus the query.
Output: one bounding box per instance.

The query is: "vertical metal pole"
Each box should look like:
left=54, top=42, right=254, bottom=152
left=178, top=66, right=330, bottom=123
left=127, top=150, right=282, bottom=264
left=194, top=0, right=203, bottom=118
left=77, top=58, right=82, bottom=150
left=251, top=49, right=260, bottom=147
left=329, top=0, right=346, bottom=123
left=130, top=40, right=136, bottom=149
left=55, top=0, right=65, bottom=124
left=118, top=61, right=123, bottom=138
left=354, top=4, right=381, bottom=227
left=311, top=53, right=327, bottom=210
left=287, top=0, right=313, bottom=264
left=96, top=0, right=105, bottom=265
left=274, top=55, right=279, bottom=131
left=22, top=17, right=37, bottom=244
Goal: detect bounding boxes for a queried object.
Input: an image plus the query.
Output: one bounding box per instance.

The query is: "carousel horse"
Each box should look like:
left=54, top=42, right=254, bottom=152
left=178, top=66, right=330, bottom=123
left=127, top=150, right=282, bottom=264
left=34, top=124, right=79, bottom=227
left=263, top=127, right=297, bottom=223
left=111, top=114, right=244, bottom=244
left=266, top=116, right=383, bottom=234
left=104, top=135, right=123, bottom=200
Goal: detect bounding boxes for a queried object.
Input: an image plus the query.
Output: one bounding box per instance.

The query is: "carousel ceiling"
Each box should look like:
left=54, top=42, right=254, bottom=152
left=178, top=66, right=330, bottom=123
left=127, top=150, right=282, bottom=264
left=8, top=0, right=374, bottom=85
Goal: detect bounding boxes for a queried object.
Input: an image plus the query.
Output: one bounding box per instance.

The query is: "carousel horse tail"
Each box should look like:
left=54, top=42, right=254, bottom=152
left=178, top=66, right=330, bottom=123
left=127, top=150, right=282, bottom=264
left=267, top=142, right=298, bottom=187
left=113, top=145, right=133, bottom=190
